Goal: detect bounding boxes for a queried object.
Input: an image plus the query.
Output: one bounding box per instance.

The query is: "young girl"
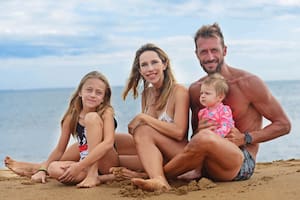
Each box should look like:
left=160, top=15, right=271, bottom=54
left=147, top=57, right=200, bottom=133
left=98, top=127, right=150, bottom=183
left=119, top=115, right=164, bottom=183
left=5, top=71, right=118, bottom=188
left=198, top=73, right=234, bottom=137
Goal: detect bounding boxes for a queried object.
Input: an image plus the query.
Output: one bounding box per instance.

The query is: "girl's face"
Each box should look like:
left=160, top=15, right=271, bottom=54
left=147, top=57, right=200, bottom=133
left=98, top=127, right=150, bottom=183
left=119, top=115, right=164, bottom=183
left=79, top=78, right=106, bottom=111
left=139, top=50, right=166, bottom=88
left=199, top=84, right=223, bottom=108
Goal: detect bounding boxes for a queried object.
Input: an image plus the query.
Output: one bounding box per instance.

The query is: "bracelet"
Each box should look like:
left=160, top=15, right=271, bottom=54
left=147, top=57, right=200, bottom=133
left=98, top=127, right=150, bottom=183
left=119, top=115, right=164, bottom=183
left=37, top=167, right=49, bottom=175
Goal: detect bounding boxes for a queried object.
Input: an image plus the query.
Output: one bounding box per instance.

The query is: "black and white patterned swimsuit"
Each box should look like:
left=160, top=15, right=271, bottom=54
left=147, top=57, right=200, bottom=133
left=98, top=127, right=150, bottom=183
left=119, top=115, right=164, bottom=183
left=76, top=123, right=88, bottom=160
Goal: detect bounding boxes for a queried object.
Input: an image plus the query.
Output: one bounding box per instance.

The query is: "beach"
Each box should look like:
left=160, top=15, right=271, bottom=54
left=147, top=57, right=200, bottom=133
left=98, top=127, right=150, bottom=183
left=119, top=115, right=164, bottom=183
left=1, top=159, right=300, bottom=200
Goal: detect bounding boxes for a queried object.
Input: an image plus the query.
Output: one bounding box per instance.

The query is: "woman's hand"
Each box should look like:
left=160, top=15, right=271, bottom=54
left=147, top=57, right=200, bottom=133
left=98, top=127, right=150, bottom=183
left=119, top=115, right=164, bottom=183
left=31, top=170, right=47, bottom=183
left=128, top=113, right=146, bottom=135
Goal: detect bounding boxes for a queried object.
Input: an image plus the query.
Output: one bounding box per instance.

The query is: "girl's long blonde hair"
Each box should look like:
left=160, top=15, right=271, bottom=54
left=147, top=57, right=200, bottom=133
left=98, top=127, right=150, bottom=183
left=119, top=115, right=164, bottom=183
left=61, top=71, right=113, bottom=136
left=122, top=43, right=176, bottom=110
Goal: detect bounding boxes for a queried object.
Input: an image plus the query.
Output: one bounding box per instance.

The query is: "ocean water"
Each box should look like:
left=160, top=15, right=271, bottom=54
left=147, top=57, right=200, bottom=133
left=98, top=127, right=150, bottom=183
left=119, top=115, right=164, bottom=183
left=1, top=81, right=300, bottom=169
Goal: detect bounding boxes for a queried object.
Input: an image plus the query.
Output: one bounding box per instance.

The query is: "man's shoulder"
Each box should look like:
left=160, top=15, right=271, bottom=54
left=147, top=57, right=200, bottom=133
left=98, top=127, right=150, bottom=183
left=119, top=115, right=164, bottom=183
left=189, top=77, right=206, bottom=90
left=228, top=67, right=262, bottom=85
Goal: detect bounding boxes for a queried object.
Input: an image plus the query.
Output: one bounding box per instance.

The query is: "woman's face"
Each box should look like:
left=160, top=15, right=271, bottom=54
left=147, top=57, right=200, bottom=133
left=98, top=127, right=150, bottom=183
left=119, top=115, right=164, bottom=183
left=139, top=50, right=166, bottom=88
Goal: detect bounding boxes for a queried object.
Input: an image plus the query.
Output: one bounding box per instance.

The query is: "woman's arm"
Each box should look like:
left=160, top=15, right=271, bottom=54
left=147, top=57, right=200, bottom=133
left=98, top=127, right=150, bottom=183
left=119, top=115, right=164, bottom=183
left=131, top=84, right=189, bottom=141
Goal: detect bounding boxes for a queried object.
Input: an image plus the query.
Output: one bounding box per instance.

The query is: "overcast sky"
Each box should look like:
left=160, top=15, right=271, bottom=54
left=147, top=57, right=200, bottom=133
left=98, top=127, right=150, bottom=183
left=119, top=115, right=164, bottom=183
left=0, top=0, right=299, bottom=90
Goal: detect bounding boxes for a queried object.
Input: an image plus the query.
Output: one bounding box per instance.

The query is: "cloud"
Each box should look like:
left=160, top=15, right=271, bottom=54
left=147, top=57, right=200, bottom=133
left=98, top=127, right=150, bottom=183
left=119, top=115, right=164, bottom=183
left=0, top=0, right=299, bottom=90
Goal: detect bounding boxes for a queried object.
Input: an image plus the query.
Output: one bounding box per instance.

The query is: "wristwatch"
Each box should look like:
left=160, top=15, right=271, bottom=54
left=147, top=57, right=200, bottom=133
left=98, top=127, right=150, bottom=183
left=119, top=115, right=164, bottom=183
left=244, top=132, right=252, bottom=145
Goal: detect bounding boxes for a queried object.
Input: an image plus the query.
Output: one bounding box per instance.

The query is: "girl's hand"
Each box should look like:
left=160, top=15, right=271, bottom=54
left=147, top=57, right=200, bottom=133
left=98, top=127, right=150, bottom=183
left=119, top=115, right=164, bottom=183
left=58, top=162, right=82, bottom=183
left=31, top=170, right=47, bottom=183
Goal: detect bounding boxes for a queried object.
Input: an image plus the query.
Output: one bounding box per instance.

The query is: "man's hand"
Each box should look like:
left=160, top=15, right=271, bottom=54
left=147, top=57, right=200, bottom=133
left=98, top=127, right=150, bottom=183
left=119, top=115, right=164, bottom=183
left=225, top=127, right=245, bottom=147
left=195, top=118, right=217, bottom=134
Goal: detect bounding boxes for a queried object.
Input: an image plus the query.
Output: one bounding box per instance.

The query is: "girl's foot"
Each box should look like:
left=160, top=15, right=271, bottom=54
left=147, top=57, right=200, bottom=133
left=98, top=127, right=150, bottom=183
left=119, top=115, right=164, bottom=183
left=4, top=156, right=39, bottom=177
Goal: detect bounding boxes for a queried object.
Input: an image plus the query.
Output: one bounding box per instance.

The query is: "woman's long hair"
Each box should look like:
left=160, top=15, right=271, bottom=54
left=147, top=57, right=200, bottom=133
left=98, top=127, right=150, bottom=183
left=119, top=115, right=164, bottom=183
left=122, top=43, right=176, bottom=110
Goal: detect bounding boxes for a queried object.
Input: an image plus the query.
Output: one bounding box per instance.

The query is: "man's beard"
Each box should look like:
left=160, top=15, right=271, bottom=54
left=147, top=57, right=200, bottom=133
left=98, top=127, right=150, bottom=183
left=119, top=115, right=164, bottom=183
left=201, top=59, right=223, bottom=74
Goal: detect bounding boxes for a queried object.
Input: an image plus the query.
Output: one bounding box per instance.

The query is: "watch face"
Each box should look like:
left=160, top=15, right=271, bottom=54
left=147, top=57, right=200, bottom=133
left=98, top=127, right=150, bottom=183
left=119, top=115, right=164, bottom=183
left=245, top=133, right=252, bottom=144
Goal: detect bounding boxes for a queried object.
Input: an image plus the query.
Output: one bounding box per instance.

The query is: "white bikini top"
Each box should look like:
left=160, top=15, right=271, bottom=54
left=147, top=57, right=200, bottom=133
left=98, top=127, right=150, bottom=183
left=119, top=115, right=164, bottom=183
left=143, top=87, right=174, bottom=123
left=157, top=102, right=174, bottom=123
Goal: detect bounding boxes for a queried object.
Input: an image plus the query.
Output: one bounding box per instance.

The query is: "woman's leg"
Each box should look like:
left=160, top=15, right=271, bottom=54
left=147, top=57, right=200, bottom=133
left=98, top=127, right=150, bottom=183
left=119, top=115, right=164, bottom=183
left=109, top=133, right=147, bottom=179
left=131, top=125, right=187, bottom=191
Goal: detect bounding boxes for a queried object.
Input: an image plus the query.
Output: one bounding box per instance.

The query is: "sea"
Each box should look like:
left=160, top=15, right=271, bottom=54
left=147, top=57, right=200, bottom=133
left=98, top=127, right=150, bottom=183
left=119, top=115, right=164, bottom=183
left=1, top=80, right=300, bottom=169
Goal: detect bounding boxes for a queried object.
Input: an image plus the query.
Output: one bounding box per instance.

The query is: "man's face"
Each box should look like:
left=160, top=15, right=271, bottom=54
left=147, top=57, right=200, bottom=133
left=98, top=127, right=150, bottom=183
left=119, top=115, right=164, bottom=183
left=195, top=37, right=226, bottom=74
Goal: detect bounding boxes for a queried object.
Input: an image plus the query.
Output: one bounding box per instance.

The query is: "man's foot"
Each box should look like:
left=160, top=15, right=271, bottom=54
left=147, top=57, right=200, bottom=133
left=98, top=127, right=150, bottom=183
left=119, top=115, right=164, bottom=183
left=177, top=169, right=202, bottom=181
left=131, top=177, right=170, bottom=192
left=98, top=174, right=117, bottom=183
left=110, top=167, right=148, bottom=180
left=4, top=156, right=39, bottom=177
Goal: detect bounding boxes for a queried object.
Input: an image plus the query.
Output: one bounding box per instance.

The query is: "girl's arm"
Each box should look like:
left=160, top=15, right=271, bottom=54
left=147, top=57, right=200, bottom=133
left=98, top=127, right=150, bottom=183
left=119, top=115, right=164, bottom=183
left=31, top=115, right=72, bottom=182
left=41, top=115, right=73, bottom=168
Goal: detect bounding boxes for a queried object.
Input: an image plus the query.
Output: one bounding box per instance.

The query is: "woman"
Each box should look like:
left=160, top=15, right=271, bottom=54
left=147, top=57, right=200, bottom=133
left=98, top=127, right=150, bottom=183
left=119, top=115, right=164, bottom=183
left=114, top=43, right=190, bottom=191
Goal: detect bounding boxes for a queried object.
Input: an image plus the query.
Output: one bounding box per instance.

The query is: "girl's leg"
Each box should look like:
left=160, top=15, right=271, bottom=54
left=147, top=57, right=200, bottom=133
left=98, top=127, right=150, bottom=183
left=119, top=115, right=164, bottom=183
left=48, top=161, right=87, bottom=184
left=76, top=113, right=104, bottom=188
left=4, top=156, right=41, bottom=177
left=4, top=144, right=80, bottom=177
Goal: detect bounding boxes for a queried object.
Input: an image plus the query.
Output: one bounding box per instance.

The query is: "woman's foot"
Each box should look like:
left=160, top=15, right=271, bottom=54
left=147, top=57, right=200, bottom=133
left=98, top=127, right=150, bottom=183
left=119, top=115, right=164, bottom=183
left=4, top=156, right=39, bottom=177
left=131, top=177, right=170, bottom=192
left=110, top=167, right=148, bottom=180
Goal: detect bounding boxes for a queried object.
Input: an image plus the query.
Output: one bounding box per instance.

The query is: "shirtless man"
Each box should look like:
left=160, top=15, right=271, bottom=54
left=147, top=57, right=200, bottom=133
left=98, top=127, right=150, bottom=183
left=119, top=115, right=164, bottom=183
left=163, top=23, right=291, bottom=182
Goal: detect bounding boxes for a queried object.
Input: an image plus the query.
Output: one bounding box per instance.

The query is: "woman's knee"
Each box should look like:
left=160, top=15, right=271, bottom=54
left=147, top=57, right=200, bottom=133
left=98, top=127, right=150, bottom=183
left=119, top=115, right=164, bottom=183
left=132, top=125, right=155, bottom=143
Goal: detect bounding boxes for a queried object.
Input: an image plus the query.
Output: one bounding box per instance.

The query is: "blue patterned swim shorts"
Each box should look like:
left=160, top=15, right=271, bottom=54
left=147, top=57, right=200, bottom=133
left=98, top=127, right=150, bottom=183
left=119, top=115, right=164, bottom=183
left=233, top=148, right=256, bottom=181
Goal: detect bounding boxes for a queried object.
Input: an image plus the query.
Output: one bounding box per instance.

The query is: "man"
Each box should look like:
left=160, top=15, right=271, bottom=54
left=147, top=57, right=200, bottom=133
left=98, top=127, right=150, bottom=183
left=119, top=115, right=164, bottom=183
left=164, top=23, right=291, bottom=181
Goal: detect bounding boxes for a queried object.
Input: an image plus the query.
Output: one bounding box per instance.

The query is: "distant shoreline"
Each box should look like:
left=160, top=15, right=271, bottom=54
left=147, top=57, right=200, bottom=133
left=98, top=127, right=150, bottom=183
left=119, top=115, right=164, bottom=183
left=1, top=79, right=300, bottom=92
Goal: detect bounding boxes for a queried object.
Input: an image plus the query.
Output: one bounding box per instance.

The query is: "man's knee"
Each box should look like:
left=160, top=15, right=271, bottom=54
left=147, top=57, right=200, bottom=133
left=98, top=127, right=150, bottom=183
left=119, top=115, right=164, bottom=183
left=187, top=131, right=217, bottom=152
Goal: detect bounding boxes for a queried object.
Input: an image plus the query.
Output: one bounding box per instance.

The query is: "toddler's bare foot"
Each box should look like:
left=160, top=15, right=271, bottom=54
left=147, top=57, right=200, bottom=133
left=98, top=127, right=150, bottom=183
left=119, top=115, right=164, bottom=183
left=131, top=177, right=170, bottom=192
left=110, top=167, right=148, bottom=180
left=4, top=156, right=39, bottom=177
left=177, top=169, right=202, bottom=181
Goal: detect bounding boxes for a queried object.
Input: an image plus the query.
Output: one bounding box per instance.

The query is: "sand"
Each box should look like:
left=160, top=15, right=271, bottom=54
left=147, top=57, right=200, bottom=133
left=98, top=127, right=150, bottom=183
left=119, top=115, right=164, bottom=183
left=1, top=159, right=300, bottom=200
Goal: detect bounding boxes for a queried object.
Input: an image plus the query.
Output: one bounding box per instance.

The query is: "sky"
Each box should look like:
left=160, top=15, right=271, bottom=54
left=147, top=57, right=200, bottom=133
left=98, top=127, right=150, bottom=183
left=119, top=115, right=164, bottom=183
left=0, top=0, right=300, bottom=90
